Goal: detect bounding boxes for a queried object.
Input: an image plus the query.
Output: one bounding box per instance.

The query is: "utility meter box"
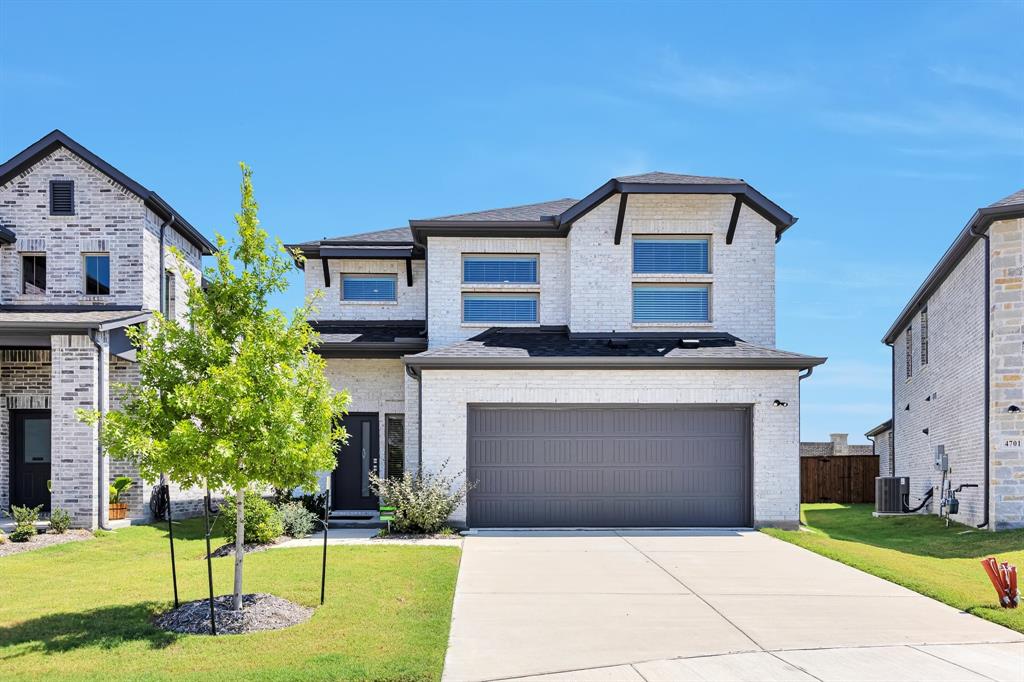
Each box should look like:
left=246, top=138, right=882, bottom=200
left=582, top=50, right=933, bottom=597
left=934, top=444, right=948, bottom=471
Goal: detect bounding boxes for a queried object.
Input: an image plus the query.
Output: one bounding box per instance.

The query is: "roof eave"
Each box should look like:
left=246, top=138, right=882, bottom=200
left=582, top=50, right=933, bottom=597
left=405, top=355, right=827, bottom=370
left=865, top=419, right=893, bottom=438
left=882, top=201, right=1024, bottom=344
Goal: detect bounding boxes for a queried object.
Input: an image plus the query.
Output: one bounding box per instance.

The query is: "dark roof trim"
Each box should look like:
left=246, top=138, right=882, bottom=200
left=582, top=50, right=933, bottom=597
left=404, top=354, right=827, bottom=371
left=316, top=341, right=427, bottom=359
left=865, top=419, right=893, bottom=438
left=0, top=311, right=152, bottom=333
left=0, top=225, right=17, bottom=244
left=319, top=246, right=419, bottom=259
left=0, top=130, right=216, bottom=255
left=882, top=199, right=1024, bottom=343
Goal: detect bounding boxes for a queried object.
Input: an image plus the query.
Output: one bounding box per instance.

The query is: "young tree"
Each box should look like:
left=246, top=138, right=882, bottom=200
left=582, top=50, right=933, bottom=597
left=81, top=164, right=348, bottom=610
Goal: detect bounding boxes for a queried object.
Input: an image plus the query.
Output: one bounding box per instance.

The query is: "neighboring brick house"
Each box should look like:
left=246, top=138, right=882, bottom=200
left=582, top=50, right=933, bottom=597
left=880, top=189, right=1023, bottom=530
left=291, top=173, right=826, bottom=529
left=865, top=420, right=894, bottom=477
left=0, top=131, right=215, bottom=528
left=800, top=433, right=874, bottom=459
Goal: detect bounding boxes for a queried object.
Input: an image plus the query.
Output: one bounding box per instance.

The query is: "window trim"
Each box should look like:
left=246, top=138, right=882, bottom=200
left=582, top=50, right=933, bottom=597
left=82, top=253, right=111, bottom=296
left=49, top=180, right=75, bottom=216
left=631, top=282, right=712, bottom=324
left=905, top=325, right=913, bottom=380
left=21, top=253, right=46, bottom=295
left=462, top=292, right=539, bottom=324
left=920, top=308, right=929, bottom=366
left=341, top=273, right=398, bottom=302
left=631, top=234, right=711, bottom=275
left=385, top=413, right=405, bottom=481
left=462, top=253, right=539, bottom=285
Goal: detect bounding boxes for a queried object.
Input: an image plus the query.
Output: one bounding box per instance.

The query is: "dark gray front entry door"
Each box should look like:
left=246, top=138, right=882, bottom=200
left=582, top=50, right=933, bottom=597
left=10, top=410, right=52, bottom=511
left=332, top=413, right=379, bottom=511
left=466, top=406, right=751, bottom=528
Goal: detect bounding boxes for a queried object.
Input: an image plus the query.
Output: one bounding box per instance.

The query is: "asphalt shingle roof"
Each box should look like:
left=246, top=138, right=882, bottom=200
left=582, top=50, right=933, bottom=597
left=310, top=320, right=425, bottom=344
left=0, top=308, right=151, bottom=330
left=989, top=188, right=1024, bottom=208
left=421, top=198, right=579, bottom=222
left=616, top=171, right=744, bottom=184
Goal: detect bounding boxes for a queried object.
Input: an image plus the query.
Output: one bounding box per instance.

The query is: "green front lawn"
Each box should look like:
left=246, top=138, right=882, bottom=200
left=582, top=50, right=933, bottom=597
left=0, top=519, right=460, bottom=680
left=763, top=503, right=1024, bottom=633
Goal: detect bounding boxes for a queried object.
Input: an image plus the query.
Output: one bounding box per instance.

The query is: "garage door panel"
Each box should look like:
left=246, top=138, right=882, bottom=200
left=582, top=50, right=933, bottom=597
left=467, top=406, right=751, bottom=528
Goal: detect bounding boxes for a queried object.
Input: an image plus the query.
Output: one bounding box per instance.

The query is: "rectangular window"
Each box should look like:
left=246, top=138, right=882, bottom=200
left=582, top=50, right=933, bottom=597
left=463, top=293, right=538, bottom=323
left=920, top=308, right=929, bottom=366
left=386, top=414, right=405, bottom=480
left=463, top=255, right=538, bottom=284
left=633, top=236, right=709, bottom=274
left=632, top=284, right=709, bottom=323
left=905, top=326, right=913, bottom=379
left=49, top=180, right=74, bottom=216
left=22, top=255, right=46, bottom=294
left=162, top=271, right=175, bottom=317
left=84, top=254, right=110, bottom=295
left=342, top=274, right=396, bottom=301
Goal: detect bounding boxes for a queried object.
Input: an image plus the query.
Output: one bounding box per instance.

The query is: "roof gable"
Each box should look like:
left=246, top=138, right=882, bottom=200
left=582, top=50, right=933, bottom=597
left=0, top=130, right=215, bottom=255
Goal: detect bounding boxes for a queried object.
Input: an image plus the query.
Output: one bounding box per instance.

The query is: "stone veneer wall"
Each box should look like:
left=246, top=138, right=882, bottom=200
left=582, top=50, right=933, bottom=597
left=989, top=216, right=1023, bottom=529
left=418, top=368, right=801, bottom=527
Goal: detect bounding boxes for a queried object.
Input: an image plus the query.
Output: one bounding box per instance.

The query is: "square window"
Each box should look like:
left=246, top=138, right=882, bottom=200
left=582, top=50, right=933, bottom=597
left=22, top=255, right=46, bottom=294
left=49, top=180, right=74, bottom=216
left=463, top=255, right=538, bottom=283
left=632, top=284, right=709, bottom=323
left=633, top=236, right=709, bottom=274
left=342, top=275, right=397, bottom=301
left=84, top=254, right=110, bottom=295
left=463, top=294, right=538, bottom=323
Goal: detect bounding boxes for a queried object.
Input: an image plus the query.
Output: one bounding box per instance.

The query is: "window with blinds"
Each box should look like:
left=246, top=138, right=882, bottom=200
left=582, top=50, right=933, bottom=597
left=463, top=293, right=538, bottom=323
left=633, top=236, right=709, bottom=273
left=463, top=255, right=538, bottom=283
left=632, top=284, right=709, bottom=323
left=386, top=414, right=404, bottom=480
left=342, top=274, right=397, bottom=301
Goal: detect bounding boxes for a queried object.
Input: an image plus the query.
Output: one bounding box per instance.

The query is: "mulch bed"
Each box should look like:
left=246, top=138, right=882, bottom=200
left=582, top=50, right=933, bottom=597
left=0, top=530, right=93, bottom=558
left=208, top=536, right=289, bottom=558
left=153, top=593, right=313, bottom=635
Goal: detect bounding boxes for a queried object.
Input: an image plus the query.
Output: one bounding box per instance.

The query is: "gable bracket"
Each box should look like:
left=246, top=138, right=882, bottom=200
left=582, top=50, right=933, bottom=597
left=614, top=193, right=629, bottom=245
left=321, top=257, right=331, bottom=288
left=726, top=194, right=743, bottom=245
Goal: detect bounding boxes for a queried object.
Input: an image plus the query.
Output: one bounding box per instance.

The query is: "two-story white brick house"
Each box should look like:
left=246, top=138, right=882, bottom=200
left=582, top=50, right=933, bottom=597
left=292, top=173, right=825, bottom=529
left=0, top=131, right=215, bottom=528
left=880, top=189, right=1023, bottom=530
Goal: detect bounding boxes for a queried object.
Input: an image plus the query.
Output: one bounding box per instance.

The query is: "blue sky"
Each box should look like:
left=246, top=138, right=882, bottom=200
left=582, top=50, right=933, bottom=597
left=2, top=1, right=1021, bottom=443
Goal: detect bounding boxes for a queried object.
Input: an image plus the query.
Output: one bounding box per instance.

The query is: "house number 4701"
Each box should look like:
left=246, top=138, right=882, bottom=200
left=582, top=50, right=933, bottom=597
left=1007, top=440, right=1022, bottom=448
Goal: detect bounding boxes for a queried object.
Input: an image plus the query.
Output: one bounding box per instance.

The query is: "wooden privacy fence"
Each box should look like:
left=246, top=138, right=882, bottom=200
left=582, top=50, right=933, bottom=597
left=800, top=455, right=878, bottom=503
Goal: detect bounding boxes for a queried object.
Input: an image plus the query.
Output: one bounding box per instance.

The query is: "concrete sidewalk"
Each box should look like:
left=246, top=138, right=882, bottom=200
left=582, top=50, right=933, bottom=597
left=443, top=530, right=1023, bottom=682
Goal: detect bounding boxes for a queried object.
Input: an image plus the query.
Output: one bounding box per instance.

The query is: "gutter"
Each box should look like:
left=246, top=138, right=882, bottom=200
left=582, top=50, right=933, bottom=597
left=404, top=355, right=827, bottom=371
left=89, top=328, right=111, bottom=531
left=972, top=223, right=991, bottom=530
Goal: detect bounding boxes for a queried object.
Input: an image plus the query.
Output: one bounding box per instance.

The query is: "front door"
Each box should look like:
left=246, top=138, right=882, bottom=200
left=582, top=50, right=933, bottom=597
left=10, top=410, right=52, bottom=511
left=331, top=413, right=379, bottom=512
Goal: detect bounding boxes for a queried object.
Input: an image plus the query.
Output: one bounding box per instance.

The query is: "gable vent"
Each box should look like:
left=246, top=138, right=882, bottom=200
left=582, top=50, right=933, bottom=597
left=50, top=180, right=75, bottom=215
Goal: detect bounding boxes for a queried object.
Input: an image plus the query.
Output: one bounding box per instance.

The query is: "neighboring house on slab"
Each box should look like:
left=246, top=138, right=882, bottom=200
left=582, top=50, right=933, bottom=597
left=800, top=433, right=873, bottom=459
left=291, top=172, right=826, bottom=529
left=880, top=189, right=1024, bottom=530
left=865, top=420, right=893, bottom=477
left=0, top=130, right=215, bottom=528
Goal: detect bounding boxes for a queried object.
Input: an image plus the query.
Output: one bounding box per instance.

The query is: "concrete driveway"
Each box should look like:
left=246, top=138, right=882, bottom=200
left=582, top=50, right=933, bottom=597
left=443, top=530, right=1023, bottom=682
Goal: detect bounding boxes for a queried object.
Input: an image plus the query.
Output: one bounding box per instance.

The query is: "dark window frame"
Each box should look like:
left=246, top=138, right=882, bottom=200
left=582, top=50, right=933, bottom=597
left=385, top=414, right=405, bottom=480
left=920, top=308, right=929, bottom=366
left=163, top=270, right=175, bottom=317
left=21, top=254, right=46, bottom=294
left=49, top=180, right=75, bottom=216
left=83, top=253, right=111, bottom=296
left=905, top=325, right=913, bottom=379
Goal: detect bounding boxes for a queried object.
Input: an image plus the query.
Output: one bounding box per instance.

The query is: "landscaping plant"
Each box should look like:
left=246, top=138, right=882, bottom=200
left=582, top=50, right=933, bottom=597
left=109, top=476, right=133, bottom=504
left=222, top=491, right=284, bottom=544
left=49, top=508, right=72, bottom=534
left=278, top=501, right=317, bottom=538
left=370, top=461, right=473, bottom=534
left=9, top=504, right=42, bottom=542
left=79, top=164, right=349, bottom=610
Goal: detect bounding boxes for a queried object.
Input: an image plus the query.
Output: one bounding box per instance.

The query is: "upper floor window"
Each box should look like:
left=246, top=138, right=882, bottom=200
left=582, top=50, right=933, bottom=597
left=905, top=325, right=913, bottom=379
left=84, top=254, right=110, bottom=295
left=633, top=236, right=709, bottom=274
left=342, top=274, right=396, bottom=302
left=920, top=308, right=929, bottom=366
left=163, top=270, right=175, bottom=317
left=463, top=255, right=538, bottom=284
left=22, top=255, right=46, bottom=294
left=633, top=284, right=709, bottom=323
left=463, top=293, right=538, bottom=323
left=49, top=180, right=75, bottom=216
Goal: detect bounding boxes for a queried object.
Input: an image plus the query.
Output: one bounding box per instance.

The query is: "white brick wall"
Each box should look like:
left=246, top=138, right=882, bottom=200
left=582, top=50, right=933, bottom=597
left=418, top=368, right=801, bottom=527
left=427, top=237, right=568, bottom=348
left=569, top=194, right=777, bottom=346
left=306, top=258, right=426, bottom=321
left=874, top=427, right=894, bottom=477
left=141, top=209, right=203, bottom=320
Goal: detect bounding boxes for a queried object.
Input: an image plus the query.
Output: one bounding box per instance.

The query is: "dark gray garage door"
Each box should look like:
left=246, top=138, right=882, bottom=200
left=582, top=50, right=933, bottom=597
left=466, top=406, right=751, bottom=528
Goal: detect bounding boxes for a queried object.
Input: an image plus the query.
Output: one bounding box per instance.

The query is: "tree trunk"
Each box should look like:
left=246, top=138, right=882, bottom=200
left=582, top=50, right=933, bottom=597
left=232, top=488, right=245, bottom=610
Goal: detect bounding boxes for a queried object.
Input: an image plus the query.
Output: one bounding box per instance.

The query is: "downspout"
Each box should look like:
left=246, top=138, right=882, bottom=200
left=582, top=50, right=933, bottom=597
left=797, top=367, right=813, bottom=524
left=971, top=225, right=991, bottom=530
left=90, top=328, right=111, bottom=531
left=888, top=341, right=895, bottom=474
left=405, top=363, right=422, bottom=474
left=156, top=216, right=174, bottom=509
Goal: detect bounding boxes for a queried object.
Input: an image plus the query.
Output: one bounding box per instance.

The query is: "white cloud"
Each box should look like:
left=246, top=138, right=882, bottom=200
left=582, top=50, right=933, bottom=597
left=822, top=103, right=1024, bottom=143
left=931, top=65, right=1024, bottom=100
left=647, top=50, right=801, bottom=103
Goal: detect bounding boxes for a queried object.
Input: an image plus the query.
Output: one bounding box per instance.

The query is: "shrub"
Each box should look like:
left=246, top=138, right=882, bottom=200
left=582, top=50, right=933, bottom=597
left=221, top=491, right=284, bottom=544
left=9, top=523, right=35, bottom=542
left=11, top=504, right=42, bottom=526
left=49, top=508, right=72, bottom=534
left=278, top=501, right=317, bottom=538
left=297, top=491, right=328, bottom=519
left=370, top=460, right=474, bottom=534
left=109, top=476, right=133, bottom=504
